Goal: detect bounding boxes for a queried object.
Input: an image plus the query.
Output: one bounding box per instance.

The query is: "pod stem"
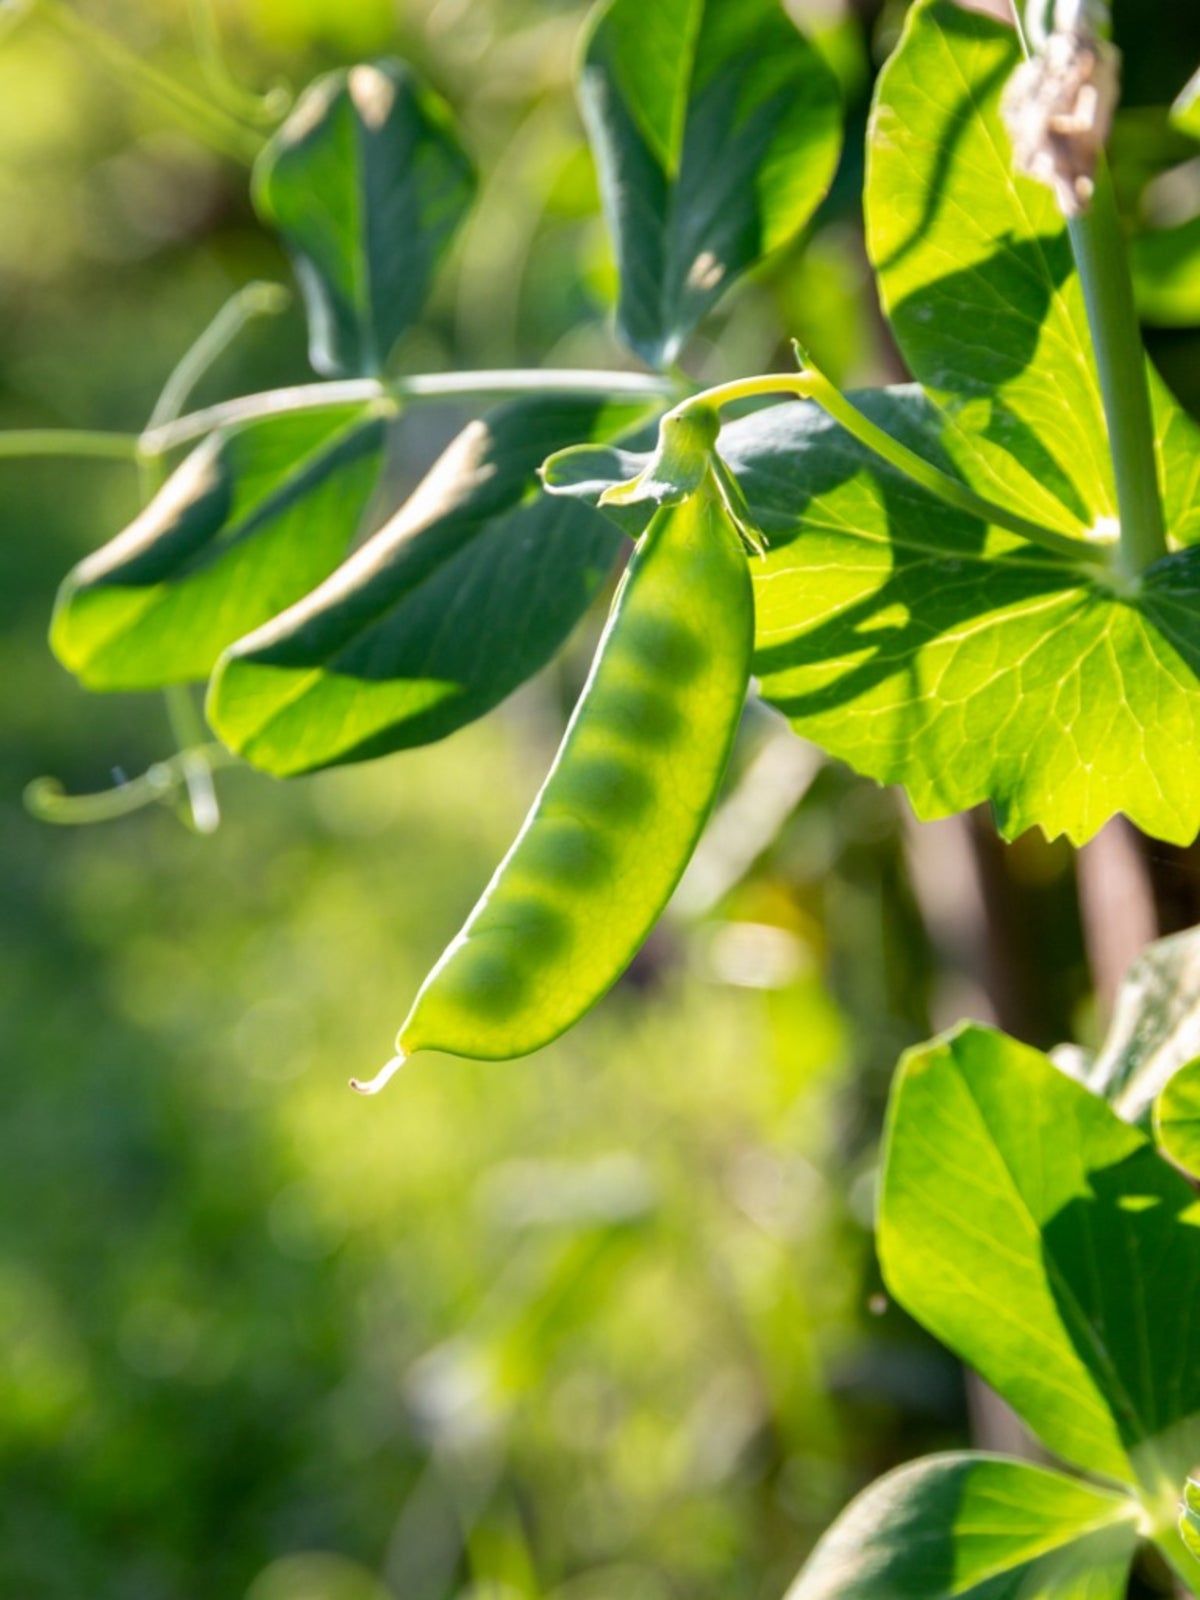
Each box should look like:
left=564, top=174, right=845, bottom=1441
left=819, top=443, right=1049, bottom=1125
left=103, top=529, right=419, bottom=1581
left=350, top=1053, right=408, bottom=1096
left=678, top=357, right=1111, bottom=568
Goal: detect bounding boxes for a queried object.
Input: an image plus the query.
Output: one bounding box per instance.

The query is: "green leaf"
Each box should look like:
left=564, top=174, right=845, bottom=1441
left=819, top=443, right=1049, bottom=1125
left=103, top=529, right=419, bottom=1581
left=745, top=392, right=1200, bottom=843
left=1083, top=927, right=1200, bottom=1124
left=867, top=0, right=1200, bottom=548
left=1154, top=1057, right=1200, bottom=1178
left=579, top=0, right=841, bottom=368
left=1172, top=66, right=1200, bottom=141
left=544, top=390, right=1200, bottom=844
left=1181, top=1478, right=1200, bottom=1563
left=880, top=1021, right=1200, bottom=1503
left=51, top=405, right=387, bottom=691
left=207, top=397, right=639, bottom=776
left=1134, top=216, right=1200, bottom=328
left=786, top=1453, right=1139, bottom=1600
left=254, top=60, right=475, bottom=378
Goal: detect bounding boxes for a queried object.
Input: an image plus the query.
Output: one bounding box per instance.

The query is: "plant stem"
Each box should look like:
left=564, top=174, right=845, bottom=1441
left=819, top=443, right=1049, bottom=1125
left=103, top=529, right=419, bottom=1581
left=147, top=282, right=291, bottom=434
left=40, top=0, right=262, bottom=164
left=1067, top=160, right=1168, bottom=575
left=187, top=0, right=291, bottom=126
left=163, top=684, right=222, bottom=834
left=25, top=743, right=236, bottom=827
left=140, top=369, right=679, bottom=454
left=686, top=368, right=1110, bottom=567
left=0, top=429, right=142, bottom=461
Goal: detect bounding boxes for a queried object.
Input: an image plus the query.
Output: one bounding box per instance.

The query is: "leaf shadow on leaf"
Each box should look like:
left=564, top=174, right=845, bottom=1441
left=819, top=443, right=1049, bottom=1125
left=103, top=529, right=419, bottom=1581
left=209, top=397, right=636, bottom=774
left=874, top=51, right=1012, bottom=275
left=888, top=230, right=1093, bottom=528
left=1039, top=1144, right=1200, bottom=1494
left=724, top=398, right=1078, bottom=762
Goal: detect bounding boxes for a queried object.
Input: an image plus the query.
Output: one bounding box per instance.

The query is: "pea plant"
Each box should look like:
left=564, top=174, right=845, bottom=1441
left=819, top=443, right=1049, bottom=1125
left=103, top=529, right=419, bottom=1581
left=11, top=0, right=1200, bottom=1594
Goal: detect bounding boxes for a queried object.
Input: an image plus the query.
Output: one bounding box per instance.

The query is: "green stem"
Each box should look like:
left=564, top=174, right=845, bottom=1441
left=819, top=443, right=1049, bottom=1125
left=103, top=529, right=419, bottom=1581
left=147, top=282, right=291, bottom=434
left=1066, top=159, right=1168, bottom=575
left=40, top=0, right=262, bottom=164
left=25, top=743, right=236, bottom=827
left=163, top=684, right=221, bottom=834
left=686, top=367, right=1110, bottom=568
left=140, top=368, right=679, bottom=455
left=187, top=0, right=291, bottom=126
left=0, top=429, right=141, bottom=462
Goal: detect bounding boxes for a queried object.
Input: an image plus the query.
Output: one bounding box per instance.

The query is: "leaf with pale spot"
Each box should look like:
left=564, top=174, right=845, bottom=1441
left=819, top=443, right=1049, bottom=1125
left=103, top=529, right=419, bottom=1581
left=254, top=59, right=475, bottom=377
left=579, top=0, right=841, bottom=368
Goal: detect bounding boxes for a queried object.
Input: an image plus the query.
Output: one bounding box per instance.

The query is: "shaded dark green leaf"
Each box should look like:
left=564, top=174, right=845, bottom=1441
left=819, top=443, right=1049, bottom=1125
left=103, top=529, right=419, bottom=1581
left=579, top=0, right=840, bottom=368
left=207, top=397, right=646, bottom=775
left=254, top=59, right=475, bottom=377
left=51, top=404, right=387, bottom=691
left=787, top=1453, right=1138, bottom=1600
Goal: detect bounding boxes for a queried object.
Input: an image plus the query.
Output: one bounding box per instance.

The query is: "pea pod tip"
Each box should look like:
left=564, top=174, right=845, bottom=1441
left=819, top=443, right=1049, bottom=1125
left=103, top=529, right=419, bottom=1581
left=349, top=1051, right=408, bottom=1096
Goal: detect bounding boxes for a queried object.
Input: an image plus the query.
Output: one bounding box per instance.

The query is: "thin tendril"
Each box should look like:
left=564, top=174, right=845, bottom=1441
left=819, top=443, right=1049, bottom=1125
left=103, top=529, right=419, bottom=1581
left=39, top=0, right=262, bottom=163
left=187, top=0, right=292, bottom=126
left=349, top=1054, right=408, bottom=1096
left=163, top=685, right=222, bottom=834
left=146, top=282, right=291, bottom=435
left=25, top=744, right=236, bottom=827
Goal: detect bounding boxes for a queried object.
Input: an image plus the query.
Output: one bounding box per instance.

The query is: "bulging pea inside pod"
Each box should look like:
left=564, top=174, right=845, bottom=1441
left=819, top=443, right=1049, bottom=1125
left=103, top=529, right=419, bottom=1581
left=352, top=475, right=754, bottom=1091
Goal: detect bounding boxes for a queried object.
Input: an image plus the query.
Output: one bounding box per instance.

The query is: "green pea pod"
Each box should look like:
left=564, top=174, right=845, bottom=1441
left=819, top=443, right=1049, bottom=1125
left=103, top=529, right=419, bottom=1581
left=352, top=477, right=753, bottom=1089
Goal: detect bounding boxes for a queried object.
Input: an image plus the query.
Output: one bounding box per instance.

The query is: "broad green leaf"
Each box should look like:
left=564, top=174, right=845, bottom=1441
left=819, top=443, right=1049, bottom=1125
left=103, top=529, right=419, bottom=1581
left=207, top=397, right=639, bottom=775
left=1084, top=927, right=1200, bottom=1124
left=867, top=0, right=1200, bottom=548
left=1134, top=217, right=1200, bottom=328
left=786, top=1453, right=1139, bottom=1600
left=1154, top=1057, right=1200, bottom=1177
left=546, top=390, right=1200, bottom=846
left=254, top=60, right=475, bottom=378
left=51, top=405, right=387, bottom=691
left=1172, top=66, right=1200, bottom=141
left=880, top=1022, right=1200, bottom=1503
left=1182, top=1478, right=1200, bottom=1563
left=579, top=0, right=840, bottom=368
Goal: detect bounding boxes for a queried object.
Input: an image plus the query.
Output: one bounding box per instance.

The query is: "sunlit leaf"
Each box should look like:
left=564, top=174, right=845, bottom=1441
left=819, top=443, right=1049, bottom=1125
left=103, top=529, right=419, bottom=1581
left=1182, top=1478, right=1200, bottom=1563
left=867, top=0, right=1200, bottom=547
left=1155, top=1056, right=1200, bottom=1177
left=880, top=1022, right=1200, bottom=1500
left=254, top=59, right=475, bottom=377
left=1134, top=216, right=1200, bottom=328
left=1172, top=65, right=1200, bottom=141
left=208, top=397, right=642, bottom=775
left=786, top=1453, right=1139, bottom=1600
left=579, top=0, right=841, bottom=368
left=51, top=405, right=387, bottom=691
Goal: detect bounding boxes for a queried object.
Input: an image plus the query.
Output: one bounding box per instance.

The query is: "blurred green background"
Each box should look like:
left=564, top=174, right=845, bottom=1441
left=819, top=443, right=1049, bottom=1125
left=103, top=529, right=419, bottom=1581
left=2, top=1, right=1199, bottom=1596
